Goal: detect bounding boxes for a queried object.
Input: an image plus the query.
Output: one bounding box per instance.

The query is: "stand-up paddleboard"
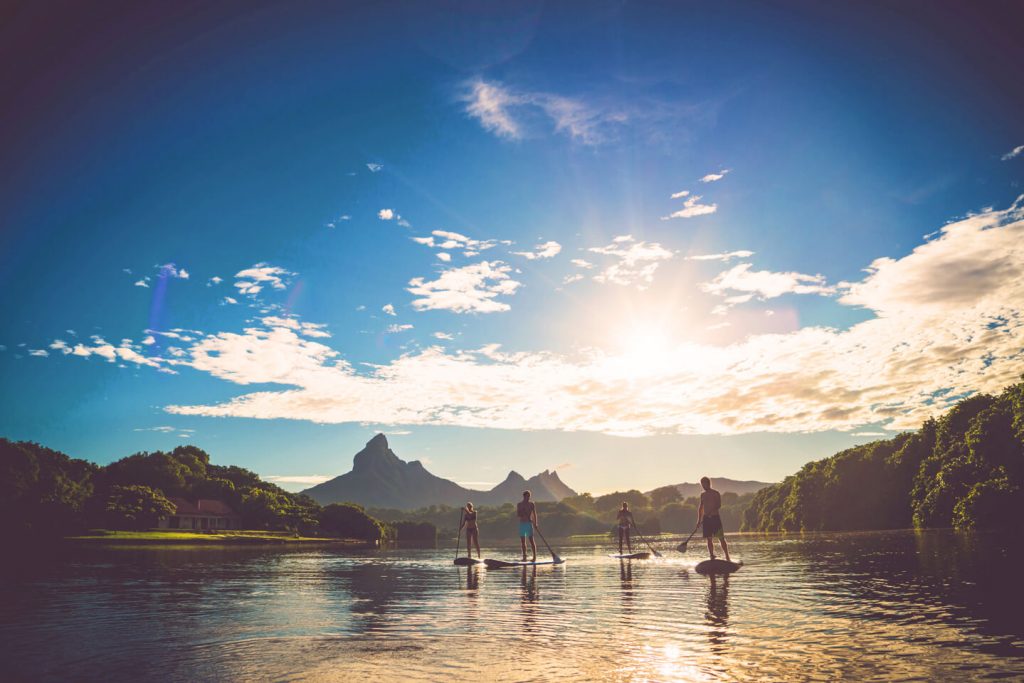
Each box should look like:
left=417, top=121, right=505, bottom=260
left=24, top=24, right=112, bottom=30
left=484, top=558, right=565, bottom=569
left=454, top=557, right=484, bottom=566
left=695, top=558, right=741, bottom=574
left=608, top=552, right=651, bottom=560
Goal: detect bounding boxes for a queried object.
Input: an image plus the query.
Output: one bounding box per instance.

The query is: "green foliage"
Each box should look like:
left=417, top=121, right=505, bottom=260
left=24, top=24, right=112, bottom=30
left=393, top=520, right=438, bottom=544
left=649, top=485, right=684, bottom=508
left=104, top=485, right=176, bottom=530
left=0, top=440, right=95, bottom=539
left=595, top=489, right=650, bottom=514
left=745, top=380, right=1024, bottom=532
left=320, top=503, right=387, bottom=541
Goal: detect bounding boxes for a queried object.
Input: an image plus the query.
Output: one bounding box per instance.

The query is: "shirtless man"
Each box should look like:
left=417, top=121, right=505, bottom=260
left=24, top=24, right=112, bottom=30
left=516, top=490, right=539, bottom=562
left=698, top=476, right=731, bottom=562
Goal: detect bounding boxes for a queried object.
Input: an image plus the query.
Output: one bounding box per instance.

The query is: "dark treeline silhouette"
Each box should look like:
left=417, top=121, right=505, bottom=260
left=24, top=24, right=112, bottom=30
left=372, top=488, right=756, bottom=539
left=744, top=380, right=1024, bottom=532
left=0, top=440, right=434, bottom=545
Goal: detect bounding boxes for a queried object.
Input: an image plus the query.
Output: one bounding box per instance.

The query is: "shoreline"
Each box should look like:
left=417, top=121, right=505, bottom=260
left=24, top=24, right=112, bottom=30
left=63, top=530, right=374, bottom=548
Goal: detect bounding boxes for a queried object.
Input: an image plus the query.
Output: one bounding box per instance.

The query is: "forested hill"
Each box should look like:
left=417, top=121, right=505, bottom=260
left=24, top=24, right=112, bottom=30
left=743, top=380, right=1024, bottom=532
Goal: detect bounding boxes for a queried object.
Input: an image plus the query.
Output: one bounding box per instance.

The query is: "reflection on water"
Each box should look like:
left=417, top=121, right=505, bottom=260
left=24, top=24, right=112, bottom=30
left=1, top=530, right=1023, bottom=681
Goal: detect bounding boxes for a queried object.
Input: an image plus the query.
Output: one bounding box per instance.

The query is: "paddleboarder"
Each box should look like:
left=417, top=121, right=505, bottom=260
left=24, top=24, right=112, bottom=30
left=516, top=490, right=539, bottom=562
left=460, top=502, right=481, bottom=560
left=698, top=477, right=731, bottom=563
left=616, top=502, right=635, bottom=554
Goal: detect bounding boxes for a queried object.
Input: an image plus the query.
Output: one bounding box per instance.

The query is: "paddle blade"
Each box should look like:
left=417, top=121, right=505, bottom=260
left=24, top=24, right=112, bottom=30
left=454, top=557, right=478, bottom=566
left=676, top=542, right=689, bottom=553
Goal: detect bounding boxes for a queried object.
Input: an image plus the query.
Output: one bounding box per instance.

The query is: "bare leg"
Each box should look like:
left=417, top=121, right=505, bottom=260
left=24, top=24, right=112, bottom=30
left=706, top=537, right=715, bottom=559
left=618, top=528, right=624, bottom=554
left=626, top=529, right=632, bottom=553
left=473, top=531, right=481, bottom=559
left=529, top=536, right=537, bottom=562
left=720, top=538, right=730, bottom=563
left=520, top=536, right=527, bottom=561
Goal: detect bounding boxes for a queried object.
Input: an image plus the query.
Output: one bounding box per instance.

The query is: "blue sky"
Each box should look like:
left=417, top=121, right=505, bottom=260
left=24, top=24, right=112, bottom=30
left=2, top=1, right=1023, bottom=495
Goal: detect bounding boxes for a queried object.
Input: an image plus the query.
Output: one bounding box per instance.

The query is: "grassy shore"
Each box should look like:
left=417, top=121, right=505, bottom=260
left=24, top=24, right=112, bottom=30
left=66, top=529, right=372, bottom=546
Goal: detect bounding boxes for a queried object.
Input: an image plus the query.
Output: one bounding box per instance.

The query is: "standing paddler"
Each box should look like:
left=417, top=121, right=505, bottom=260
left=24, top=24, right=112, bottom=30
left=698, top=476, right=731, bottom=563
left=516, top=490, right=539, bottom=562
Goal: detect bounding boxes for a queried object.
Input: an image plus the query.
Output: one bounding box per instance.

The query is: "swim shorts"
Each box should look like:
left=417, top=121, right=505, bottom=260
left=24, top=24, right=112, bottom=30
left=702, top=514, right=724, bottom=539
left=519, top=521, right=534, bottom=537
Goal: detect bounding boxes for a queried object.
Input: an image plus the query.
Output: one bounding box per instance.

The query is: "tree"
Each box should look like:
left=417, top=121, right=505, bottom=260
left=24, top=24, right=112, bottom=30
left=320, top=503, right=387, bottom=541
left=104, top=485, right=176, bottom=530
left=650, top=485, right=683, bottom=509
left=595, top=490, right=650, bottom=515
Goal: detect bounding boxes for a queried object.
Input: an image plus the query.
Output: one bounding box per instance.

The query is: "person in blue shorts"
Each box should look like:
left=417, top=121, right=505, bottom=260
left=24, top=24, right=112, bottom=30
left=516, top=490, right=539, bottom=562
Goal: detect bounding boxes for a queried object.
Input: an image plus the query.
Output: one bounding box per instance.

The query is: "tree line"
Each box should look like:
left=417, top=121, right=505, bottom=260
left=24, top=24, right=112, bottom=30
left=0, top=440, right=434, bottom=545
left=743, top=380, right=1024, bottom=532
left=371, top=486, right=756, bottom=540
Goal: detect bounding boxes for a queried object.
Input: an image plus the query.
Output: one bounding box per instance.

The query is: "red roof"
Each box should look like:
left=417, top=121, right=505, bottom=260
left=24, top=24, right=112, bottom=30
left=169, top=497, right=239, bottom=516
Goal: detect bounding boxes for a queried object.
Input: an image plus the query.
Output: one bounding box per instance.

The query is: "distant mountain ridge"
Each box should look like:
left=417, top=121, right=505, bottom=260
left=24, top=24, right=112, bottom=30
left=652, top=478, right=774, bottom=498
left=301, top=434, right=577, bottom=509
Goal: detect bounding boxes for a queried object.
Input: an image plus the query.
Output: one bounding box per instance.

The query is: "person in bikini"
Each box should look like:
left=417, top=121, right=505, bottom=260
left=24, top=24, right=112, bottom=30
left=516, top=490, right=539, bottom=562
left=698, top=476, right=731, bottom=562
left=616, top=502, right=635, bottom=554
left=460, top=502, right=481, bottom=560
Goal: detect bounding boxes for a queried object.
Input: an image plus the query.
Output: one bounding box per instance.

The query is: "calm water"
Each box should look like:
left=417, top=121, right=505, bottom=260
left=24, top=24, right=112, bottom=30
left=2, top=530, right=1023, bottom=682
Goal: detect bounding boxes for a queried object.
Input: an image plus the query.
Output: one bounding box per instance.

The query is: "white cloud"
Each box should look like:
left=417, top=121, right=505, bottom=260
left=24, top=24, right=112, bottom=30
left=159, top=263, right=189, bottom=280
left=135, top=426, right=195, bottom=435
left=670, top=190, right=690, bottom=199
left=437, top=252, right=452, bottom=262
left=411, top=230, right=504, bottom=254
left=386, top=324, right=414, bottom=333
left=43, top=196, right=1024, bottom=440
left=433, top=332, right=454, bottom=340
left=512, top=241, right=562, bottom=260
left=700, top=169, right=730, bottom=183
left=382, top=304, right=396, bottom=316
left=571, top=259, right=594, bottom=269
left=462, top=78, right=629, bottom=145
left=262, top=315, right=331, bottom=339
left=208, top=276, right=223, bottom=286
left=407, top=261, right=521, bottom=313
left=701, top=263, right=834, bottom=307
left=397, top=218, right=411, bottom=228
left=588, top=236, right=674, bottom=288
left=1002, top=145, right=1023, bottom=161
left=378, top=209, right=395, bottom=221
left=234, top=263, right=294, bottom=296
left=134, top=279, right=150, bottom=288
left=264, top=474, right=332, bottom=486
left=29, top=349, right=49, bottom=357
left=49, top=339, right=72, bottom=354
left=141, top=335, right=156, bottom=345
left=662, top=194, right=717, bottom=220
left=851, top=431, right=887, bottom=437
left=563, top=274, right=584, bottom=285
left=687, top=250, right=755, bottom=262
left=222, top=297, right=238, bottom=305
left=367, top=163, right=383, bottom=172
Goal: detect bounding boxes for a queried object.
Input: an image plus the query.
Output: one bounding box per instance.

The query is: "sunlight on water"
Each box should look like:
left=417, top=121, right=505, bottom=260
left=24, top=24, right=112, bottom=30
left=1, top=530, right=1022, bottom=682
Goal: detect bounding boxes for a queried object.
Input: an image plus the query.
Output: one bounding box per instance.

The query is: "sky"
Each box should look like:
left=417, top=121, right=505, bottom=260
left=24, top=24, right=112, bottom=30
left=2, top=1, right=1023, bottom=496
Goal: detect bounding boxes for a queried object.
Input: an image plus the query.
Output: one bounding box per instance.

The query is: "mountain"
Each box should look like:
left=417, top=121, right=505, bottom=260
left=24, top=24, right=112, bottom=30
left=301, top=434, right=577, bottom=509
left=651, top=478, right=775, bottom=499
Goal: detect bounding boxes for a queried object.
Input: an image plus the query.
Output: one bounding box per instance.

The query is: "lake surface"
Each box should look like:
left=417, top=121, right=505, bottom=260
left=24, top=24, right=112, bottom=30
left=2, top=530, right=1023, bottom=682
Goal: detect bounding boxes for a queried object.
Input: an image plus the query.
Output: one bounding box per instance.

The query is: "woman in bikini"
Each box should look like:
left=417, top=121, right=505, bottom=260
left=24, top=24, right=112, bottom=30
left=461, top=502, right=481, bottom=560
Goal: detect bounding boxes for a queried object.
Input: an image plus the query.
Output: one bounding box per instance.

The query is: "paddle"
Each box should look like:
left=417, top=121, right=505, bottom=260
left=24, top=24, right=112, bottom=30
left=534, top=526, right=563, bottom=564
left=676, top=522, right=701, bottom=553
left=631, top=521, right=663, bottom=558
